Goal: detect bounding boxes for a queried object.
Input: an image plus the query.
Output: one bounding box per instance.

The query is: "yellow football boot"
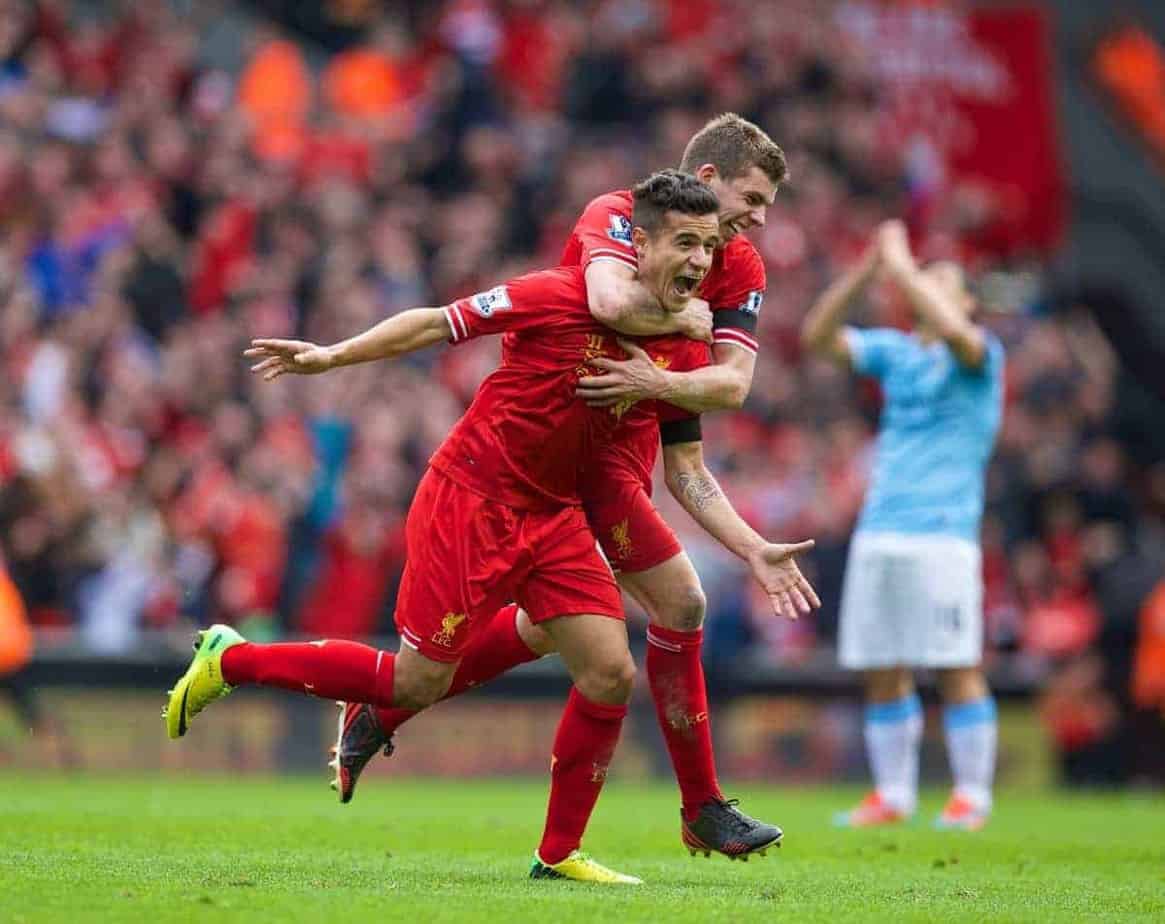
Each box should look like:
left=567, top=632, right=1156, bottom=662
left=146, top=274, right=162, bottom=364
left=162, top=624, right=246, bottom=739
left=529, top=850, right=643, bottom=884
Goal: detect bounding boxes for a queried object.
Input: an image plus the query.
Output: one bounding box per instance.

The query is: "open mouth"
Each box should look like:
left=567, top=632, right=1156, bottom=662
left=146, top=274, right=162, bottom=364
left=672, top=273, right=702, bottom=297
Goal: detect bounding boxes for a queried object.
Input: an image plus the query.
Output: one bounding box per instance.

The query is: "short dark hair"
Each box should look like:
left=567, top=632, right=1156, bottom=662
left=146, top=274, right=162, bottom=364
left=631, top=169, right=720, bottom=235
left=679, top=113, right=788, bottom=185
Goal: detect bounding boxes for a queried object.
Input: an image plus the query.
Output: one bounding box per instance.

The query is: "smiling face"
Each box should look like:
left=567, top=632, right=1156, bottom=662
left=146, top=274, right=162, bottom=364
left=699, top=164, right=779, bottom=242
left=633, top=210, right=721, bottom=312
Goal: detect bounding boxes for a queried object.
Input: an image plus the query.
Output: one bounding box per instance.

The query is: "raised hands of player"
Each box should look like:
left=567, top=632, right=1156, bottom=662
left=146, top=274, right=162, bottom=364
left=745, top=540, right=822, bottom=621
left=674, top=297, right=713, bottom=344
left=244, top=339, right=336, bottom=381
left=576, top=338, right=669, bottom=407
left=877, top=219, right=916, bottom=273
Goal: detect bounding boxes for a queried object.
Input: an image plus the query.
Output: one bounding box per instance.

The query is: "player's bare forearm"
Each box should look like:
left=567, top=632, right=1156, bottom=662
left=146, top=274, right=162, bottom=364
left=585, top=263, right=712, bottom=341
left=656, top=343, right=755, bottom=412
left=594, top=283, right=679, bottom=336
left=247, top=308, right=453, bottom=381
left=663, top=441, right=820, bottom=621
left=800, top=253, right=876, bottom=364
left=887, top=262, right=985, bottom=367
left=330, top=308, right=452, bottom=367
left=879, top=220, right=984, bottom=367
left=662, top=441, right=765, bottom=559
left=585, top=262, right=675, bottom=335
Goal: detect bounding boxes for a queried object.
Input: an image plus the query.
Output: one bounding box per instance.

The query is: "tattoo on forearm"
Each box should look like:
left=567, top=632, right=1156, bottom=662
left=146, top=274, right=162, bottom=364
left=677, top=473, right=721, bottom=512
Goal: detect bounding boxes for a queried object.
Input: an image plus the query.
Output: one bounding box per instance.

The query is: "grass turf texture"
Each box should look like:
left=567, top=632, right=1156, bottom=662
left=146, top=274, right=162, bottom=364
left=2, top=775, right=1163, bottom=923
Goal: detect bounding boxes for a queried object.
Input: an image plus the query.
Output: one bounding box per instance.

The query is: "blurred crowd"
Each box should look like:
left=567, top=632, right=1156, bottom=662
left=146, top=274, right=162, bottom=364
left=1, top=1, right=1163, bottom=777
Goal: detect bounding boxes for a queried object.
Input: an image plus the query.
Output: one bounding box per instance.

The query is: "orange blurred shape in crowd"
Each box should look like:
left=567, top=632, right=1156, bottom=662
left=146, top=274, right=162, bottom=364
left=1132, top=581, right=1165, bottom=712
left=0, top=568, right=33, bottom=674
left=324, top=47, right=401, bottom=118
left=238, top=39, right=312, bottom=161
left=1094, top=25, right=1165, bottom=152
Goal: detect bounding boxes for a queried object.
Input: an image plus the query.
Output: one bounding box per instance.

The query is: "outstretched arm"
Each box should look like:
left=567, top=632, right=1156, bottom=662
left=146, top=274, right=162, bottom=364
left=662, top=439, right=820, bottom=621
left=800, top=241, right=879, bottom=366
left=245, top=307, right=452, bottom=380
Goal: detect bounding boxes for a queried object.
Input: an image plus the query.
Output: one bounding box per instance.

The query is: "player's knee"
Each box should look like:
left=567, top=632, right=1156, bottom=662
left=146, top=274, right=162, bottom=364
left=577, top=653, right=636, bottom=705
left=937, top=666, right=987, bottom=704
left=866, top=667, right=912, bottom=702
left=393, top=660, right=453, bottom=711
left=654, top=583, right=706, bottom=632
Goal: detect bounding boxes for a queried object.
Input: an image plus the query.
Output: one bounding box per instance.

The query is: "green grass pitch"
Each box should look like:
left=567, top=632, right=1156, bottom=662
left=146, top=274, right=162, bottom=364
left=2, top=774, right=1163, bottom=923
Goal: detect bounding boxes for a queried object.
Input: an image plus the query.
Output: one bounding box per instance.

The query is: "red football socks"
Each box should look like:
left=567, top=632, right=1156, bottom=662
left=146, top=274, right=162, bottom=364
left=646, top=625, right=723, bottom=822
left=537, top=686, right=628, bottom=865
left=374, top=603, right=539, bottom=736
left=221, top=640, right=395, bottom=707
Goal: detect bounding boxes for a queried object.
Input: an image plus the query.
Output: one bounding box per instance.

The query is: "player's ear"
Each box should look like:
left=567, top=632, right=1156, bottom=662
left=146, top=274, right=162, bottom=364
left=694, top=163, right=718, bottom=184
left=631, top=226, right=650, bottom=254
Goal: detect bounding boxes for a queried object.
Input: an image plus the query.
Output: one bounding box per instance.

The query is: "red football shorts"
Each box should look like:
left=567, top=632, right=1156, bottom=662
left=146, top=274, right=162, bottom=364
left=583, top=476, right=683, bottom=575
left=395, top=468, right=624, bottom=662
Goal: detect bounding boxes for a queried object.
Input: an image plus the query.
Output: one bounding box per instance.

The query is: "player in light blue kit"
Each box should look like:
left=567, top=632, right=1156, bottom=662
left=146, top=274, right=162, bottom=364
left=801, top=221, right=1004, bottom=830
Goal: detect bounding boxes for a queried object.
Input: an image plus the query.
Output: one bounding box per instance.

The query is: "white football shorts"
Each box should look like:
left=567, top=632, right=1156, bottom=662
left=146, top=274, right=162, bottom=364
left=838, top=531, right=983, bottom=670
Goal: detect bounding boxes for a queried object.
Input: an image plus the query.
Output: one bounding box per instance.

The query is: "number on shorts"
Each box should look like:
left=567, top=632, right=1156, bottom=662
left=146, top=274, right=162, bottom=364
left=935, top=603, right=962, bottom=634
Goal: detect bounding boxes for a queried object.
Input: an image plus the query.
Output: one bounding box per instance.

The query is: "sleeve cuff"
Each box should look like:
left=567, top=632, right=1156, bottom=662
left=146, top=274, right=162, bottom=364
left=585, top=248, right=639, bottom=272
left=443, top=303, right=470, bottom=343
left=712, top=328, right=758, bottom=354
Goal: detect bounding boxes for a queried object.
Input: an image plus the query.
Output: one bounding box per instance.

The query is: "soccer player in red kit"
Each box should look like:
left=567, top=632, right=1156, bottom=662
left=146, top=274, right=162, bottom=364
left=336, top=115, right=793, bottom=859
left=164, top=171, right=817, bottom=884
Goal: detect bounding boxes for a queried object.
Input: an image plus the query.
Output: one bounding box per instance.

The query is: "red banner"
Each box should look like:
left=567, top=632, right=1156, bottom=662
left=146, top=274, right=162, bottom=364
left=838, top=2, right=1066, bottom=256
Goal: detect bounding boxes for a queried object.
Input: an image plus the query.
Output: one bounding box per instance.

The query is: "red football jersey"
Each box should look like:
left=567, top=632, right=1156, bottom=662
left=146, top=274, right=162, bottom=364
left=563, top=189, right=768, bottom=492
left=560, top=189, right=767, bottom=354
left=429, top=267, right=707, bottom=510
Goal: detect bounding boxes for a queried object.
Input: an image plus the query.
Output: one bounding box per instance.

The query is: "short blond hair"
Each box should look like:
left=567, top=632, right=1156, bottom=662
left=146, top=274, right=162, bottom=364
left=679, top=113, right=788, bottom=185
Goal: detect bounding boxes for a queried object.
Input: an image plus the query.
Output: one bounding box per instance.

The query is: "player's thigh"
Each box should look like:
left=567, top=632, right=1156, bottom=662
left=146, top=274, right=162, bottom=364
left=838, top=533, right=908, bottom=669
left=520, top=507, right=624, bottom=628
left=396, top=469, right=522, bottom=664
left=616, top=551, right=706, bottom=631
left=585, top=479, right=683, bottom=576
left=519, top=508, right=630, bottom=703
left=541, top=612, right=635, bottom=705
left=515, top=608, right=557, bottom=657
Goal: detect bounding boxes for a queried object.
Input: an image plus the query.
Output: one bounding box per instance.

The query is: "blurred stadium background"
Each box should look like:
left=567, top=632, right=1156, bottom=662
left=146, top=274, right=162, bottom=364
left=1, top=0, right=1164, bottom=793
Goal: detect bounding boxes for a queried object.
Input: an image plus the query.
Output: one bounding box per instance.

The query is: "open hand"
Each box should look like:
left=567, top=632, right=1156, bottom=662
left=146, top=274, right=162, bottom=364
left=675, top=298, right=713, bottom=344
left=576, top=339, right=669, bottom=407
left=244, top=339, right=336, bottom=380
left=746, top=539, right=822, bottom=620
left=877, top=220, right=915, bottom=272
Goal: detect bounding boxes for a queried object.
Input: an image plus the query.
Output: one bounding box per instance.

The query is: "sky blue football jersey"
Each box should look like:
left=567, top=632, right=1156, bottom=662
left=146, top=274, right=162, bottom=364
left=846, top=327, right=1004, bottom=541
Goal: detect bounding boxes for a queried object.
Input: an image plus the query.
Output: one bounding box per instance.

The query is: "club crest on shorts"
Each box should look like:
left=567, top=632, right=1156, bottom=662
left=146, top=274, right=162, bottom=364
left=467, top=286, right=511, bottom=318
left=611, top=519, right=633, bottom=560
left=607, top=213, right=633, bottom=245
left=432, top=612, right=468, bottom=648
